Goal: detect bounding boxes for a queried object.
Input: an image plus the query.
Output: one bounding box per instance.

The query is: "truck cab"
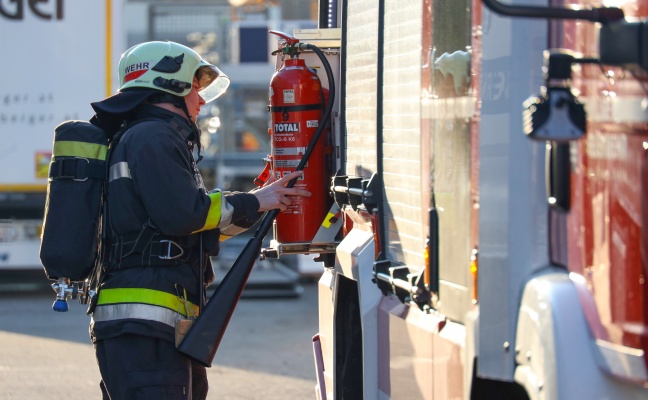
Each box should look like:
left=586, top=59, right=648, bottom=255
left=290, top=0, right=648, bottom=398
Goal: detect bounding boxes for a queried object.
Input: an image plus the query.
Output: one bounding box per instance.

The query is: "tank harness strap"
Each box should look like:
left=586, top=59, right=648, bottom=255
left=267, top=104, right=323, bottom=113
left=49, top=158, right=105, bottom=181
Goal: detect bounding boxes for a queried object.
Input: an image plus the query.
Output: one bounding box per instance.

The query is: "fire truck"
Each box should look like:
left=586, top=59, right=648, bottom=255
left=261, top=0, right=648, bottom=398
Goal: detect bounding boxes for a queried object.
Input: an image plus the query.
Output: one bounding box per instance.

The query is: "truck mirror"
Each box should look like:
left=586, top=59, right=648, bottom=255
left=523, top=87, right=586, bottom=142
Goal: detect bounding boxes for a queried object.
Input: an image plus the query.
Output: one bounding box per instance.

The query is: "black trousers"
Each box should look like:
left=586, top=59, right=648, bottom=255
left=95, top=334, right=208, bottom=400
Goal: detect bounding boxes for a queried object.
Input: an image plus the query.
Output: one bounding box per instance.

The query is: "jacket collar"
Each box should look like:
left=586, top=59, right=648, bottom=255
left=135, top=104, right=195, bottom=141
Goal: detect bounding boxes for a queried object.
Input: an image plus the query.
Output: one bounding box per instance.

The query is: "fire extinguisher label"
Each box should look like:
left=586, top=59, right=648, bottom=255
left=275, top=147, right=306, bottom=155
left=274, top=135, right=296, bottom=142
left=274, top=122, right=299, bottom=132
left=275, top=171, right=305, bottom=180
left=306, top=120, right=318, bottom=128
left=283, top=89, right=295, bottom=103
left=275, top=159, right=302, bottom=168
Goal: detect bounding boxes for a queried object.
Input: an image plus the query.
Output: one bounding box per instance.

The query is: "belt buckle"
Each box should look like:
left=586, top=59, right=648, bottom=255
left=159, top=240, right=184, bottom=260
left=73, top=157, right=90, bottom=182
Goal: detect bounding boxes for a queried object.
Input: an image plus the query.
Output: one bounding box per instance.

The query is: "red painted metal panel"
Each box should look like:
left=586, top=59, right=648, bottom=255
left=558, top=0, right=648, bottom=378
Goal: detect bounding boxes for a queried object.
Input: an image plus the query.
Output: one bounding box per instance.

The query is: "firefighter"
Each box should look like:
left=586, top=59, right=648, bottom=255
left=88, top=41, right=310, bottom=400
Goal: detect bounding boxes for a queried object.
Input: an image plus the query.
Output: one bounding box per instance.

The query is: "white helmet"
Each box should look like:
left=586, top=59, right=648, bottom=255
left=118, top=41, right=230, bottom=103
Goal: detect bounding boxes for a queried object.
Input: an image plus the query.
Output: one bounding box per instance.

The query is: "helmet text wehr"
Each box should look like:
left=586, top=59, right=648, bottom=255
left=124, top=63, right=151, bottom=75
left=123, top=63, right=151, bottom=83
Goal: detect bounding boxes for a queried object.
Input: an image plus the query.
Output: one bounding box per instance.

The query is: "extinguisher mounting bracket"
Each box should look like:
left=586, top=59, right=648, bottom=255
left=331, top=173, right=379, bottom=212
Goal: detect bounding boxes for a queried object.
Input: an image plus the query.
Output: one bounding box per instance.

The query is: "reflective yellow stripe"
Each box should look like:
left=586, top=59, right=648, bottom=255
left=97, top=288, right=199, bottom=317
left=53, top=141, right=108, bottom=160
left=322, top=212, right=336, bottom=228
left=193, top=192, right=222, bottom=233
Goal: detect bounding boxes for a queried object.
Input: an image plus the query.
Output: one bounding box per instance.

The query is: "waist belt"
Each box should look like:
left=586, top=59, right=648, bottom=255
left=115, top=238, right=187, bottom=259
left=108, top=225, right=196, bottom=269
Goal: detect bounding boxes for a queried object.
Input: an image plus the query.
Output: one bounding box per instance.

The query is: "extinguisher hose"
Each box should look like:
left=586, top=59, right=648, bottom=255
left=255, top=43, right=336, bottom=236
left=292, top=45, right=335, bottom=173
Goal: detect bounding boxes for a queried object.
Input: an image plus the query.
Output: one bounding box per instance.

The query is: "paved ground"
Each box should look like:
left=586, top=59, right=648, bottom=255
left=0, top=272, right=320, bottom=400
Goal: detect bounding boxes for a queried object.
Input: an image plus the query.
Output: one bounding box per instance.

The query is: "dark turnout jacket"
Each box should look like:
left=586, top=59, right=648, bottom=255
left=91, top=105, right=261, bottom=344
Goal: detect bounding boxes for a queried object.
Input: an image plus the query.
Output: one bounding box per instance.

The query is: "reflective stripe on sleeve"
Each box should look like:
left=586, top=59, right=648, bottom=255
left=97, top=288, right=199, bottom=317
left=205, top=191, right=223, bottom=229
left=193, top=191, right=233, bottom=233
left=109, top=162, right=131, bottom=182
left=53, top=141, right=108, bottom=160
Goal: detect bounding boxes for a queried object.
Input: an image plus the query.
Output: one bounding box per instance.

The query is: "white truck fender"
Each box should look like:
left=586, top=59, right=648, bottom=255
left=514, top=269, right=648, bottom=400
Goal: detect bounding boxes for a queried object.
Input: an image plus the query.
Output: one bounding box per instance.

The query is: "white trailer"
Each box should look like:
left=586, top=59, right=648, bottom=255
left=0, top=0, right=124, bottom=271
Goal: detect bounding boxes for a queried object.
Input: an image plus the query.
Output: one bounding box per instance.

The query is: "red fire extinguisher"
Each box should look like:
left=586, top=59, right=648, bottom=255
left=268, top=31, right=331, bottom=244
left=177, top=33, right=337, bottom=368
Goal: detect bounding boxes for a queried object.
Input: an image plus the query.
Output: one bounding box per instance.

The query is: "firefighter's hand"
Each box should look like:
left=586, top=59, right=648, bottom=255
left=253, top=171, right=311, bottom=212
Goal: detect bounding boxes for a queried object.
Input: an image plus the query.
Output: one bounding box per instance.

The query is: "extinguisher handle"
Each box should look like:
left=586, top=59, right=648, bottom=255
left=254, top=156, right=273, bottom=187
left=269, top=30, right=300, bottom=46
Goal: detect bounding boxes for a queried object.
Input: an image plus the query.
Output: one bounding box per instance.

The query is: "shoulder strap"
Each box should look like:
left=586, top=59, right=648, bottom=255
left=100, top=118, right=164, bottom=250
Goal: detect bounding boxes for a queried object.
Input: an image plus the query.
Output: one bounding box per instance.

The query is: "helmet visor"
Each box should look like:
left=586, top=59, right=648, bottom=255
left=197, top=65, right=230, bottom=103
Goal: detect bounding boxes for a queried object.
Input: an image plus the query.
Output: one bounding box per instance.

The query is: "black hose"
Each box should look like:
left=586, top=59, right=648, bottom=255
left=481, top=0, right=623, bottom=24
